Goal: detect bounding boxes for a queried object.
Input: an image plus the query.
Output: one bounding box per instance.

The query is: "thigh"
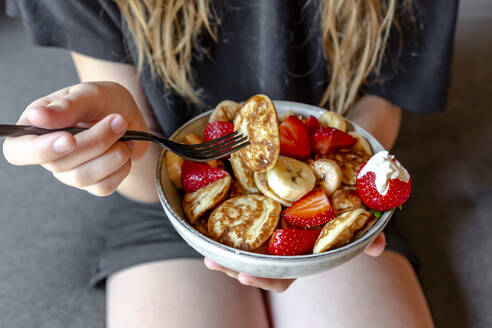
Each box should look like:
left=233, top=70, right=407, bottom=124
left=267, top=251, right=434, bottom=328
left=107, top=259, right=269, bottom=328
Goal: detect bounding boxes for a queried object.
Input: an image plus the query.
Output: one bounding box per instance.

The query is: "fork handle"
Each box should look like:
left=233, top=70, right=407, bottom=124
left=0, top=124, right=150, bottom=142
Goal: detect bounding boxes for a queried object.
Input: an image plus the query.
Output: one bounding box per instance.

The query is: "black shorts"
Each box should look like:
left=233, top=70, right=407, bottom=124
left=90, top=194, right=419, bottom=288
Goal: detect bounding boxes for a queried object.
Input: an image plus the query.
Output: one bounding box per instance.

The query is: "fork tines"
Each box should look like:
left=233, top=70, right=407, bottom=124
left=173, top=131, right=250, bottom=161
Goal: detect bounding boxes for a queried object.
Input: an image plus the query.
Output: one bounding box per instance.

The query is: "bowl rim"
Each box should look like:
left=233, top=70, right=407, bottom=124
left=156, top=100, right=394, bottom=261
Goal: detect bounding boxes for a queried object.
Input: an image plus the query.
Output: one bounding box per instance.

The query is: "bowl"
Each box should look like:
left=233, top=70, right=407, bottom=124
left=156, top=100, right=393, bottom=279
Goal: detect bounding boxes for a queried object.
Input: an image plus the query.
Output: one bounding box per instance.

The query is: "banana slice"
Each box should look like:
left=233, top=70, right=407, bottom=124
left=319, top=111, right=346, bottom=132
left=265, top=156, right=316, bottom=202
left=309, top=159, right=342, bottom=196
left=234, top=94, right=280, bottom=172
left=183, top=175, right=231, bottom=224
left=348, top=132, right=373, bottom=156
left=325, top=151, right=369, bottom=185
left=208, top=194, right=281, bottom=251
left=313, top=208, right=371, bottom=253
left=209, top=100, right=240, bottom=122
left=230, top=152, right=260, bottom=194
left=330, top=189, right=363, bottom=215
left=254, top=170, right=292, bottom=207
left=165, top=151, right=184, bottom=189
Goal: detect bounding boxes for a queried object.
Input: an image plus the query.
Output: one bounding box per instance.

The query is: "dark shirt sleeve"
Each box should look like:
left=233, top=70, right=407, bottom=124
left=5, top=0, right=131, bottom=63
left=367, top=0, right=459, bottom=113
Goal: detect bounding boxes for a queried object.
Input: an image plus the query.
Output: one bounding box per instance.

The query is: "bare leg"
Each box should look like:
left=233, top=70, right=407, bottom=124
left=107, top=259, right=269, bottom=328
left=267, top=251, right=434, bottom=328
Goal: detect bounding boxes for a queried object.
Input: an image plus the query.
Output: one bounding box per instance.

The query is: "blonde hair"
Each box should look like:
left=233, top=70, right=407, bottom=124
left=115, top=0, right=404, bottom=114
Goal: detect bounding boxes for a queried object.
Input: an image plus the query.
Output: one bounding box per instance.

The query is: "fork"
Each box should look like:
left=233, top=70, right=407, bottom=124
left=0, top=124, right=249, bottom=162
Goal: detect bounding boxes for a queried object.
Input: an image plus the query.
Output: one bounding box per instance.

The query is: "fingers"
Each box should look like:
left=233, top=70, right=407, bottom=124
left=84, top=160, right=132, bottom=197
left=204, top=258, right=295, bottom=293
left=42, top=114, right=128, bottom=172
left=3, top=131, right=76, bottom=166
left=237, top=274, right=296, bottom=293
left=18, top=82, right=148, bottom=160
left=364, top=232, right=386, bottom=257
left=204, top=258, right=239, bottom=280
left=24, top=82, right=139, bottom=129
left=52, top=141, right=131, bottom=188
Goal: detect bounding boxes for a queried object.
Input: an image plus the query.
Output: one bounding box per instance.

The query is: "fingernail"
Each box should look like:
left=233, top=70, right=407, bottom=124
left=238, top=274, right=249, bottom=284
left=52, top=136, right=73, bottom=153
left=110, top=115, right=127, bottom=134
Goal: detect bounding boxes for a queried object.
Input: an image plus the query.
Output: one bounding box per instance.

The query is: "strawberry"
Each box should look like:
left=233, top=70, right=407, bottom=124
left=282, top=189, right=336, bottom=228
left=267, top=229, right=321, bottom=256
left=203, top=121, right=234, bottom=142
left=311, top=127, right=356, bottom=155
left=355, top=152, right=412, bottom=211
left=181, top=161, right=229, bottom=193
left=279, top=115, right=311, bottom=159
left=305, top=115, right=321, bottom=133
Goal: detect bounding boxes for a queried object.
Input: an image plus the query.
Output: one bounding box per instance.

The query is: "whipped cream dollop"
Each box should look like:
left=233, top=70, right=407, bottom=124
left=357, top=151, right=410, bottom=196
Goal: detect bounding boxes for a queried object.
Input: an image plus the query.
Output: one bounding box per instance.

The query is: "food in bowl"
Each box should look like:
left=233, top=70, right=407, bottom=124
left=165, top=94, right=411, bottom=258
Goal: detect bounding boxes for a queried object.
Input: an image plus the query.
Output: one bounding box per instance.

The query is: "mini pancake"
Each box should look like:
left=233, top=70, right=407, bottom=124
left=183, top=175, right=231, bottom=224
left=354, top=215, right=378, bottom=239
left=325, top=151, right=370, bottom=185
left=209, top=100, right=240, bottom=122
left=234, top=94, right=280, bottom=172
left=230, top=152, right=260, bottom=194
left=330, top=189, right=363, bottom=215
left=313, top=208, right=371, bottom=253
left=208, top=194, right=281, bottom=251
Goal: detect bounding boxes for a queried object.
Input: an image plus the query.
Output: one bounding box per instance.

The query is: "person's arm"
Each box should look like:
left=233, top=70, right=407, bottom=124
left=3, top=53, right=160, bottom=203
left=346, top=94, right=402, bottom=150
left=70, top=52, right=161, bottom=203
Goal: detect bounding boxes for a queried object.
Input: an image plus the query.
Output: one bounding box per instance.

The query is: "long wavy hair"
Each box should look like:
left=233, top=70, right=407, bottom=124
left=115, top=0, right=410, bottom=114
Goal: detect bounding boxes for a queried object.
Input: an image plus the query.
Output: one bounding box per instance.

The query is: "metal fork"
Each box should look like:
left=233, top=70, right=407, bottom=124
left=0, top=124, right=249, bottom=162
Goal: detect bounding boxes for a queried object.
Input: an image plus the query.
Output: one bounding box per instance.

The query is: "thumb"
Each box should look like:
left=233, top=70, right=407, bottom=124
left=24, top=82, right=145, bottom=131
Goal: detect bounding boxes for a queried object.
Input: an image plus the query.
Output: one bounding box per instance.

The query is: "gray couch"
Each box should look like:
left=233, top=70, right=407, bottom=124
left=1, top=1, right=491, bottom=327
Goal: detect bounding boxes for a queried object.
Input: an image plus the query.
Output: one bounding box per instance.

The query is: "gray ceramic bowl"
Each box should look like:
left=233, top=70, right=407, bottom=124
left=156, top=100, right=393, bottom=279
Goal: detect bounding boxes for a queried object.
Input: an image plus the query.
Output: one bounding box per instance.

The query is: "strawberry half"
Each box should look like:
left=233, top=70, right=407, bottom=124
left=203, top=121, right=234, bottom=142
left=282, top=189, right=336, bottom=228
left=181, top=161, right=229, bottom=193
left=355, top=151, right=412, bottom=211
left=279, top=115, right=311, bottom=159
left=305, top=115, right=321, bottom=133
left=311, top=127, right=356, bottom=155
left=267, top=229, right=321, bottom=256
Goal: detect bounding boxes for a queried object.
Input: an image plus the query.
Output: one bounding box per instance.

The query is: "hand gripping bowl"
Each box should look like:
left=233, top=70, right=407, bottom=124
left=156, top=101, right=394, bottom=279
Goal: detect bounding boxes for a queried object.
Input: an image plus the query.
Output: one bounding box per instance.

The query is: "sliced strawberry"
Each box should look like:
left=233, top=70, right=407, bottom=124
left=282, top=189, right=336, bottom=229
left=279, top=115, right=311, bottom=159
left=311, top=127, right=356, bottom=155
left=267, top=229, right=321, bottom=256
left=305, top=115, right=321, bottom=133
left=203, top=121, right=234, bottom=142
left=181, top=161, right=229, bottom=193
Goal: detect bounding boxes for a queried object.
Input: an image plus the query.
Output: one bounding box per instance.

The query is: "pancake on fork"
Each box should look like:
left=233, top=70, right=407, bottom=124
left=234, top=94, right=280, bottom=172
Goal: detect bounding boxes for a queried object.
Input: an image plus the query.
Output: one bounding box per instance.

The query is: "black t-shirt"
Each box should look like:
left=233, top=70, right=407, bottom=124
left=6, top=0, right=458, bottom=137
